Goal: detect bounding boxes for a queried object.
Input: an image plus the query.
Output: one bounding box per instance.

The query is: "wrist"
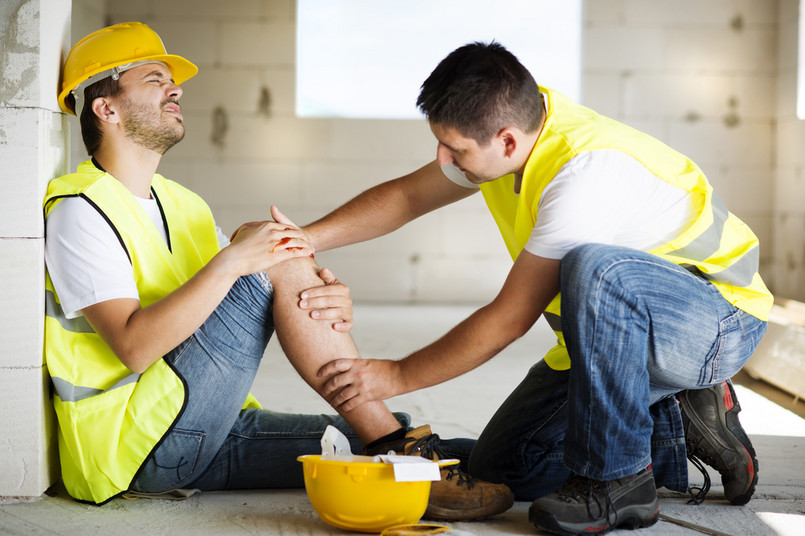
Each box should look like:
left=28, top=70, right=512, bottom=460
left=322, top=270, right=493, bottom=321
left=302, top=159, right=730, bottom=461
left=208, top=247, right=242, bottom=283
left=392, top=358, right=411, bottom=397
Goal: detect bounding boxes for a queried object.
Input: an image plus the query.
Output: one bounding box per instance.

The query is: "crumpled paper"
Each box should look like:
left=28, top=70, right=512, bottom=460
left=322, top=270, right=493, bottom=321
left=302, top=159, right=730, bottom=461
left=320, top=425, right=442, bottom=482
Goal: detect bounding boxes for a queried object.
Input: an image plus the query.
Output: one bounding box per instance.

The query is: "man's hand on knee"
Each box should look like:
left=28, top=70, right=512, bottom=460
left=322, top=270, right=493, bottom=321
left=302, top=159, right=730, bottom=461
left=299, top=267, right=354, bottom=332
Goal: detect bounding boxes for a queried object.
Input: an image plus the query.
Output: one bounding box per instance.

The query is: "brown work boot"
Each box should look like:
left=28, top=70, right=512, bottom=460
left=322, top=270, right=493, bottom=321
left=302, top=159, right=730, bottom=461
left=364, top=425, right=514, bottom=521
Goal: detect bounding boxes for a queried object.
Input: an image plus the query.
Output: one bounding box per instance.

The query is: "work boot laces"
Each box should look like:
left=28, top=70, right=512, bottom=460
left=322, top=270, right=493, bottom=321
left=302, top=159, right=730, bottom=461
left=685, top=452, right=712, bottom=505
left=406, top=432, right=478, bottom=490
left=556, top=474, right=619, bottom=527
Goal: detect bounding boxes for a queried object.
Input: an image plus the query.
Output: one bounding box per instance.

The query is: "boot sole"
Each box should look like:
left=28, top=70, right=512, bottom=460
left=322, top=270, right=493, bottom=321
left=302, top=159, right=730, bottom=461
left=423, top=495, right=515, bottom=521
left=680, top=382, right=758, bottom=505
left=529, top=501, right=660, bottom=536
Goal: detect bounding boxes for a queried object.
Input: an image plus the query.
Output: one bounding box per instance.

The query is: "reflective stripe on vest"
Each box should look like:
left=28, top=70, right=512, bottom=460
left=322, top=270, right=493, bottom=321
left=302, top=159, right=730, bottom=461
left=52, top=373, right=141, bottom=403
left=45, top=290, right=94, bottom=334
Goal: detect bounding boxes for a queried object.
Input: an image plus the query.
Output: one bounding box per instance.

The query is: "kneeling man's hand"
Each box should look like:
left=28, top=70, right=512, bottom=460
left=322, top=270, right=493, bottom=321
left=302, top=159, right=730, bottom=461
left=317, top=358, right=401, bottom=412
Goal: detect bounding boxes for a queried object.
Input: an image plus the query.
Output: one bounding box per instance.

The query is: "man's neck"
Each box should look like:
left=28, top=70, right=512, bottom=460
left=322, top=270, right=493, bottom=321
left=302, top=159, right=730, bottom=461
left=93, top=141, right=161, bottom=198
left=512, top=101, right=548, bottom=193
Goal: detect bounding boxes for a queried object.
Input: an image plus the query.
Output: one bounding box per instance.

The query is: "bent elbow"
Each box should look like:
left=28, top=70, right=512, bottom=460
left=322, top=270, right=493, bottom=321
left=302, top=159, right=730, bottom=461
left=114, top=347, right=155, bottom=375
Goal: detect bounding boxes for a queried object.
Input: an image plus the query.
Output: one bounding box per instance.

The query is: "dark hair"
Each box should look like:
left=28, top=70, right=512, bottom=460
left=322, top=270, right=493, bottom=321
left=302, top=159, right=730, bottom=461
left=70, top=76, right=123, bottom=156
left=416, top=42, right=543, bottom=145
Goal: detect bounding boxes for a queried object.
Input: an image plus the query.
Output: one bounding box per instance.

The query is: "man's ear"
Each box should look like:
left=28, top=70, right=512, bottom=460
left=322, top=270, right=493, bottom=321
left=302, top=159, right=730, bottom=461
left=91, top=96, right=119, bottom=125
left=498, top=127, right=517, bottom=158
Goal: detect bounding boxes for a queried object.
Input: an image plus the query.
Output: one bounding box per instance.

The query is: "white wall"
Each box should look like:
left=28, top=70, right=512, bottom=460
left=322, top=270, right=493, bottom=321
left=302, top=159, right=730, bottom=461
left=0, top=0, right=70, bottom=498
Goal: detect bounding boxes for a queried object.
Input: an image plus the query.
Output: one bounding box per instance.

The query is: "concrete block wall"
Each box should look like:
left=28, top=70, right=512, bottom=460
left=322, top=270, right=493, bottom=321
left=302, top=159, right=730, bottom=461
left=774, top=0, right=805, bottom=301
left=0, top=0, right=70, bottom=498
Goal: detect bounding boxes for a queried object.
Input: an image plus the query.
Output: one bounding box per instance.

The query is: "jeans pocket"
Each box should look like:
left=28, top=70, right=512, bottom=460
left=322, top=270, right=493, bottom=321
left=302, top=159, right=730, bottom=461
left=138, top=428, right=205, bottom=492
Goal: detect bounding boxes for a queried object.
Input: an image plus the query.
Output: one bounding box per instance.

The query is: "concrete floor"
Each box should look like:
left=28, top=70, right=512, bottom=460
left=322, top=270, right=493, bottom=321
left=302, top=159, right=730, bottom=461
left=2, top=303, right=805, bottom=536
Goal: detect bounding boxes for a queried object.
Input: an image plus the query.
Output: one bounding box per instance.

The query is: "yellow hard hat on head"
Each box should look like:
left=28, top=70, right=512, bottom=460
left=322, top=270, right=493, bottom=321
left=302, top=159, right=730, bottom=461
left=58, top=21, right=198, bottom=115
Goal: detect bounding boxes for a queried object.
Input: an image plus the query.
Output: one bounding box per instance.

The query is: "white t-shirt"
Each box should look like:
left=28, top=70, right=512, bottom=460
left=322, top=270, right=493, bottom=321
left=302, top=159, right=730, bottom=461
left=45, top=195, right=229, bottom=319
left=441, top=148, right=695, bottom=259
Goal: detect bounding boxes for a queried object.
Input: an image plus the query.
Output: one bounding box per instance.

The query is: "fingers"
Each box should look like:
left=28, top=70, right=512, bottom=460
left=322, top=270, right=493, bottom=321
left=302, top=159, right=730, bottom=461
left=230, top=220, right=262, bottom=241
left=271, top=205, right=298, bottom=228
left=318, top=358, right=353, bottom=383
left=299, top=268, right=352, bottom=329
left=319, top=267, right=337, bottom=285
left=319, top=366, right=363, bottom=412
left=329, top=386, right=364, bottom=413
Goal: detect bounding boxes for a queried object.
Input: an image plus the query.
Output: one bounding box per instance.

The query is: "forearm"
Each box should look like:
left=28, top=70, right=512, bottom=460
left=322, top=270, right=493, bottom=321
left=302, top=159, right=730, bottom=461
left=90, top=254, right=240, bottom=373
left=304, top=160, right=474, bottom=251
left=304, top=178, right=416, bottom=251
left=394, top=302, right=529, bottom=395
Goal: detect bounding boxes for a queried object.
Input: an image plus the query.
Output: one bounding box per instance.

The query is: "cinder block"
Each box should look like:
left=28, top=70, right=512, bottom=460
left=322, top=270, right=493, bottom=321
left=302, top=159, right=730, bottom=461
left=583, top=0, right=626, bottom=24
left=148, top=20, right=217, bottom=67
left=0, top=0, right=70, bottom=112
left=619, top=118, right=669, bottom=145
left=0, top=108, right=68, bottom=238
left=706, top=164, right=773, bottom=215
left=583, top=27, right=664, bottom=71
left=770, top=213, right=805, bottom=300
left=775, top=70, right=796, bottom=119
left=179, top=68, right=291, bottom=115
left=778, top=14, right=798, bottom=70
left=778, top=0, right=800, bottom=25
left=262, top=0, right=294, bottom=19
left=668, top=119, right=772, bottom=168
left=0, top=239, right=45, bottom=369
left=220, top=21, right=295, bottom=67
left=580, top=73, right=621, bottom=118
left=773, top=166, right=805, bottom=213
left=152, top=0, right=263, bottom=19
left=619, top=0, right=775, bottom=25
left=222, top=116, right=333, bottom=161
left=624, top=73, right=773, bottom=122
left=737, top=213, right=773, bottom=261
left=299, top=161, right=417, bottom=211
left=187, top=160, right=303, bottom=209
left=38, top=0, right=71, bottom=113
left=329, top=119, right=434, bottom=162
left=665, top=28, right=776, bottom=73
left=0, top=366, right=59, bottom=498
left=106, top=0, right=151, bottom=19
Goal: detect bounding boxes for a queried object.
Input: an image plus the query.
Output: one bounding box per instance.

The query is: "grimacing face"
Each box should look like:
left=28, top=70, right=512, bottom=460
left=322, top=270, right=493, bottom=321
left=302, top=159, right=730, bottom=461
left=114, top=63, right=185, bottom=155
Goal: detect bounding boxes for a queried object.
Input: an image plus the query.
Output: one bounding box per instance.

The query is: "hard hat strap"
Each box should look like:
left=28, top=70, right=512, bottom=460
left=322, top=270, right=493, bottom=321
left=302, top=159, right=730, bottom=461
left=71, top=60, right=169, bottom=118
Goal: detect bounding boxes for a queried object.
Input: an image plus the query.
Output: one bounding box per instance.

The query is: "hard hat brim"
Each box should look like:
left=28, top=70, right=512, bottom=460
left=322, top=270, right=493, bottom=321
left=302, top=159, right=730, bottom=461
left=58, top=54, right=198, bottom=115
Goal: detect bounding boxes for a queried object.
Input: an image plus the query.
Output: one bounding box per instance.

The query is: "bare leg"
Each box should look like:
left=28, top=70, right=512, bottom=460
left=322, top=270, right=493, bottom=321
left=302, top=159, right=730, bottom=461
left=266, top=257, right=401, bottom=444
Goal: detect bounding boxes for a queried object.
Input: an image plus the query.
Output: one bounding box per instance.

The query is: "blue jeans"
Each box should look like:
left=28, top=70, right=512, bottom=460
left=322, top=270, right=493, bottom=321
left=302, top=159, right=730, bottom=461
left=469, top=245, right=767, bottom=500
left=131, top=274, right=413, bottom=492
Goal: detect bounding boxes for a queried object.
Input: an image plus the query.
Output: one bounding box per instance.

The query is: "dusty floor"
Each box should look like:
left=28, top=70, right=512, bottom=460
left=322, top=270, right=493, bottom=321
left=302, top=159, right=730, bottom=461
left=2, top=303, right=804, bottom=536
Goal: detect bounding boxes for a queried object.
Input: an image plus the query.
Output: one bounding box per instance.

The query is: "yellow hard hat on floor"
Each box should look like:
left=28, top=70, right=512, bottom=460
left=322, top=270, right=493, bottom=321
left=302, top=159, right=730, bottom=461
left=58, top=21, right=197, bottom=115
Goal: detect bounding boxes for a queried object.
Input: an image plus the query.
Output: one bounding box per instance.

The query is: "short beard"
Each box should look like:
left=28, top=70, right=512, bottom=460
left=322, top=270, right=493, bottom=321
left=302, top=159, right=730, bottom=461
left=120, top=98, right=185, bottom=155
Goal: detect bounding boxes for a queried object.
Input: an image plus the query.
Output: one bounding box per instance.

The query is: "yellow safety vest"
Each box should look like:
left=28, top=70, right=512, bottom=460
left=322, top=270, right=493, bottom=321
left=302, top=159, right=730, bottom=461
left=44, top=161, right=260, bottom=504
left=479, top=88, right=773, bottom=371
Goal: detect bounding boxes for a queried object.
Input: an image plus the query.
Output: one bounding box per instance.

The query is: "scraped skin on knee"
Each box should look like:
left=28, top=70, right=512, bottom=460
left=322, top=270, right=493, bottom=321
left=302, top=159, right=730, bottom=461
left=266, top=256, right=401, bottom=444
